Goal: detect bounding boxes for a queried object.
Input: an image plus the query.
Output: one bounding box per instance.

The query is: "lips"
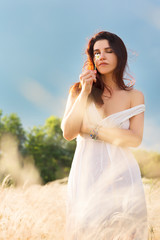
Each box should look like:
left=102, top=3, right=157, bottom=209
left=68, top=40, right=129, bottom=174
left=99, top=62, right=108, bottom=66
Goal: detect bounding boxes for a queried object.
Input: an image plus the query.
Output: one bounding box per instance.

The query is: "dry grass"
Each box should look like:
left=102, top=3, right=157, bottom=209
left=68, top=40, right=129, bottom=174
left=0, top=178, right=67, bottom=240
left=0, top=134, right=159, bottom=239
left=0, top=177, right=159, bottom=240
left=143, top=178, right=160, bottom=240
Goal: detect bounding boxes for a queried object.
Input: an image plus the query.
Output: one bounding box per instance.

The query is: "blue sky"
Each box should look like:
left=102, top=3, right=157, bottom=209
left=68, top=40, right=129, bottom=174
left=0, top=0, right=160, bottom=151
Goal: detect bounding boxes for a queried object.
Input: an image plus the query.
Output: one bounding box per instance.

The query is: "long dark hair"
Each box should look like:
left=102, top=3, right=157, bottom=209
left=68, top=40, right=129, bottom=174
left=70, top=31, right=132, bottom=105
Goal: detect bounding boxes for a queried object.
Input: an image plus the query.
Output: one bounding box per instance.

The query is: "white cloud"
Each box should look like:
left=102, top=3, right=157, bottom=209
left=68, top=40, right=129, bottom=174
left=147, top=7, right=160, bottom=30
left=20, top=78, right=66, bottom=118
left=137, top=1, right=160, bottom=30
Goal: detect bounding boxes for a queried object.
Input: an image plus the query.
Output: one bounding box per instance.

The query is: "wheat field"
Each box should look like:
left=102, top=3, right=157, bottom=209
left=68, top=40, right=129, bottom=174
left=0, top=177, right=159, bottom=240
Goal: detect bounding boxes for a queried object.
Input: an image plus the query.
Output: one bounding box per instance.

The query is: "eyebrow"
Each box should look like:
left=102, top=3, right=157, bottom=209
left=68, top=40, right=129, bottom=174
left=93, top=47, right=112, bottom=52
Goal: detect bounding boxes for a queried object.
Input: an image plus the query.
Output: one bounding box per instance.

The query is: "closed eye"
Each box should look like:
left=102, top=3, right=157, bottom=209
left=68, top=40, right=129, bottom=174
left=105, top=48, right=113, bottom=53
left=94, top=47, right=114, bottom=55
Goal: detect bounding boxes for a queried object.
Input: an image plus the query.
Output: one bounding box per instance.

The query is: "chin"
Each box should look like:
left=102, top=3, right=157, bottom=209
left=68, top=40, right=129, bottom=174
left=99, top=70, right=113, bottom=75
left=97, top=67, right=113, bottom=75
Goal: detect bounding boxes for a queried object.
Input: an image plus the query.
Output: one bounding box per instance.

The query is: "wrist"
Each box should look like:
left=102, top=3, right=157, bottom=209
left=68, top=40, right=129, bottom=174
left=80, top=89, right=90, bottom=98
left=90, top=125, right=101, bottom=140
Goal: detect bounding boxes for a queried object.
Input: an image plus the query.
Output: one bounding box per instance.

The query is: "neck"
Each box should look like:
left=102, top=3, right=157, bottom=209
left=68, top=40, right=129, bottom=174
left=101, top=73, right=119, bottom=91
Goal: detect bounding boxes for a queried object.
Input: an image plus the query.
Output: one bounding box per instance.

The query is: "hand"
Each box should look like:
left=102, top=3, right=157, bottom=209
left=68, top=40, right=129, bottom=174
left=79, top=69, right=97, bottom=95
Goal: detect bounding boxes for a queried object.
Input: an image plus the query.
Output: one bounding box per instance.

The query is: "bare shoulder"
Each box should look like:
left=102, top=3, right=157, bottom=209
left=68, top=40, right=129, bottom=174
left=128, top=89, right=145, bottom=107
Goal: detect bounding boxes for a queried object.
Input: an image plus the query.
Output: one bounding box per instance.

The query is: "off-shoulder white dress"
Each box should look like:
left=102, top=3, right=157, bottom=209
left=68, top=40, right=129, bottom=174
left=65, top=103, right=148, bottom=240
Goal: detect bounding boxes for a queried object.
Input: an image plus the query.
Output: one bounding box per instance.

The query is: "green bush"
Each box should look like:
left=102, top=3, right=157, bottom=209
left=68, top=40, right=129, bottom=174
left=132, top=149, right=160, bottom=178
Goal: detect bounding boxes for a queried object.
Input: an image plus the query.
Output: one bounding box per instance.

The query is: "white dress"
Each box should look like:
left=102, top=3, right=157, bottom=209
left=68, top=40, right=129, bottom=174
left=65, top=102, right=148, bottom=240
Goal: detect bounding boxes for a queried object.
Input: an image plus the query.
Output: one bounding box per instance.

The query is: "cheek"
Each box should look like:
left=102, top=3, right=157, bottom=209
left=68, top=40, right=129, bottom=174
left=112, top=56, right=118, bottom=68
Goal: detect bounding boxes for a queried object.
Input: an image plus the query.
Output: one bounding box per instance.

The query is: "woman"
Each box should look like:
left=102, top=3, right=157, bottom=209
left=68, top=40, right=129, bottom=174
left=61, top=31, right=148, bottom=240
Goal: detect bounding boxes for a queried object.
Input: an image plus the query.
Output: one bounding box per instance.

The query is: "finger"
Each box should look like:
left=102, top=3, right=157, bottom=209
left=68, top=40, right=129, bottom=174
left=81, top=76, right=96, bottom=85
left=79, top=71, right=90, bottom=80
left=83, top=79, right=93, bottom=88
left=81, top=72, right=96, bottom=81
left=80, top=70, right=96, bottom=78
left=86, top=74, right=96, bottom=82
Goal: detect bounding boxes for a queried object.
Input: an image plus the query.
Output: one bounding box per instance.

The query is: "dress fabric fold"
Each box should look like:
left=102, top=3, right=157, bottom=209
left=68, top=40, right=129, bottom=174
left=65, top=103, right=148, bottom=240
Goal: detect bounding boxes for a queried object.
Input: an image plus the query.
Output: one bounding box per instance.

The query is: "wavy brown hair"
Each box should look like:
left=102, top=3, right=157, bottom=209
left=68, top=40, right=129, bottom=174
left=70, top=31, right=132, bottom=105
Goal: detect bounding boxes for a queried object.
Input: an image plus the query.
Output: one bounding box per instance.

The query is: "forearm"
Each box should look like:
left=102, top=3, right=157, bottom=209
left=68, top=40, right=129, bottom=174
left=83, top=125, right=142, bottom=147
left=61, top=92, right=88, bottom=141
left=98, top=126, right=142, bottom=147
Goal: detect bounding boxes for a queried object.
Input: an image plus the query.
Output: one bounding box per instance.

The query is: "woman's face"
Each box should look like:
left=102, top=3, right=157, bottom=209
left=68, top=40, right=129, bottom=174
left=93, top=39, right=117, bottom=75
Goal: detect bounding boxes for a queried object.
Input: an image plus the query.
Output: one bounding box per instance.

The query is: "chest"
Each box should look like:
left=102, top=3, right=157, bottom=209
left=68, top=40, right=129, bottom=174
left=96, top=91, right=131, bottom=119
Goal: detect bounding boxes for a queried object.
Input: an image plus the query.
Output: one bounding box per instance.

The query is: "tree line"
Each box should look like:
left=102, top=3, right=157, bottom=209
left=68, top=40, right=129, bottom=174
left=0, top=110, right=76, bottom=184
left=0, top=110, right=160, bottom=184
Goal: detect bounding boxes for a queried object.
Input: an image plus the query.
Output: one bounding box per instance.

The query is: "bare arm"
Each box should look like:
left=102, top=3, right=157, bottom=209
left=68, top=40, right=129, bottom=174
left=81, top=90, right=145, bottom=147
left=61, top=69, right=97, bottom=141
left=61, top=91, right=88, bottom=141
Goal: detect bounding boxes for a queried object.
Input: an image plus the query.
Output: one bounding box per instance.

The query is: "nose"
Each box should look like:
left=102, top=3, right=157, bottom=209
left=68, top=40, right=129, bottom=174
left=99, top=51, right=106, bottom=60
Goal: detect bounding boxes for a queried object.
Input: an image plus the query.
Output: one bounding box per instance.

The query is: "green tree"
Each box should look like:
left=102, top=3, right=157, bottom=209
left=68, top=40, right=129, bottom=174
left=25, top=116, right=76, bottom=183
left=0, top=110, right=76, bottom=184
left=0, top=111, right=26, bottom=154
